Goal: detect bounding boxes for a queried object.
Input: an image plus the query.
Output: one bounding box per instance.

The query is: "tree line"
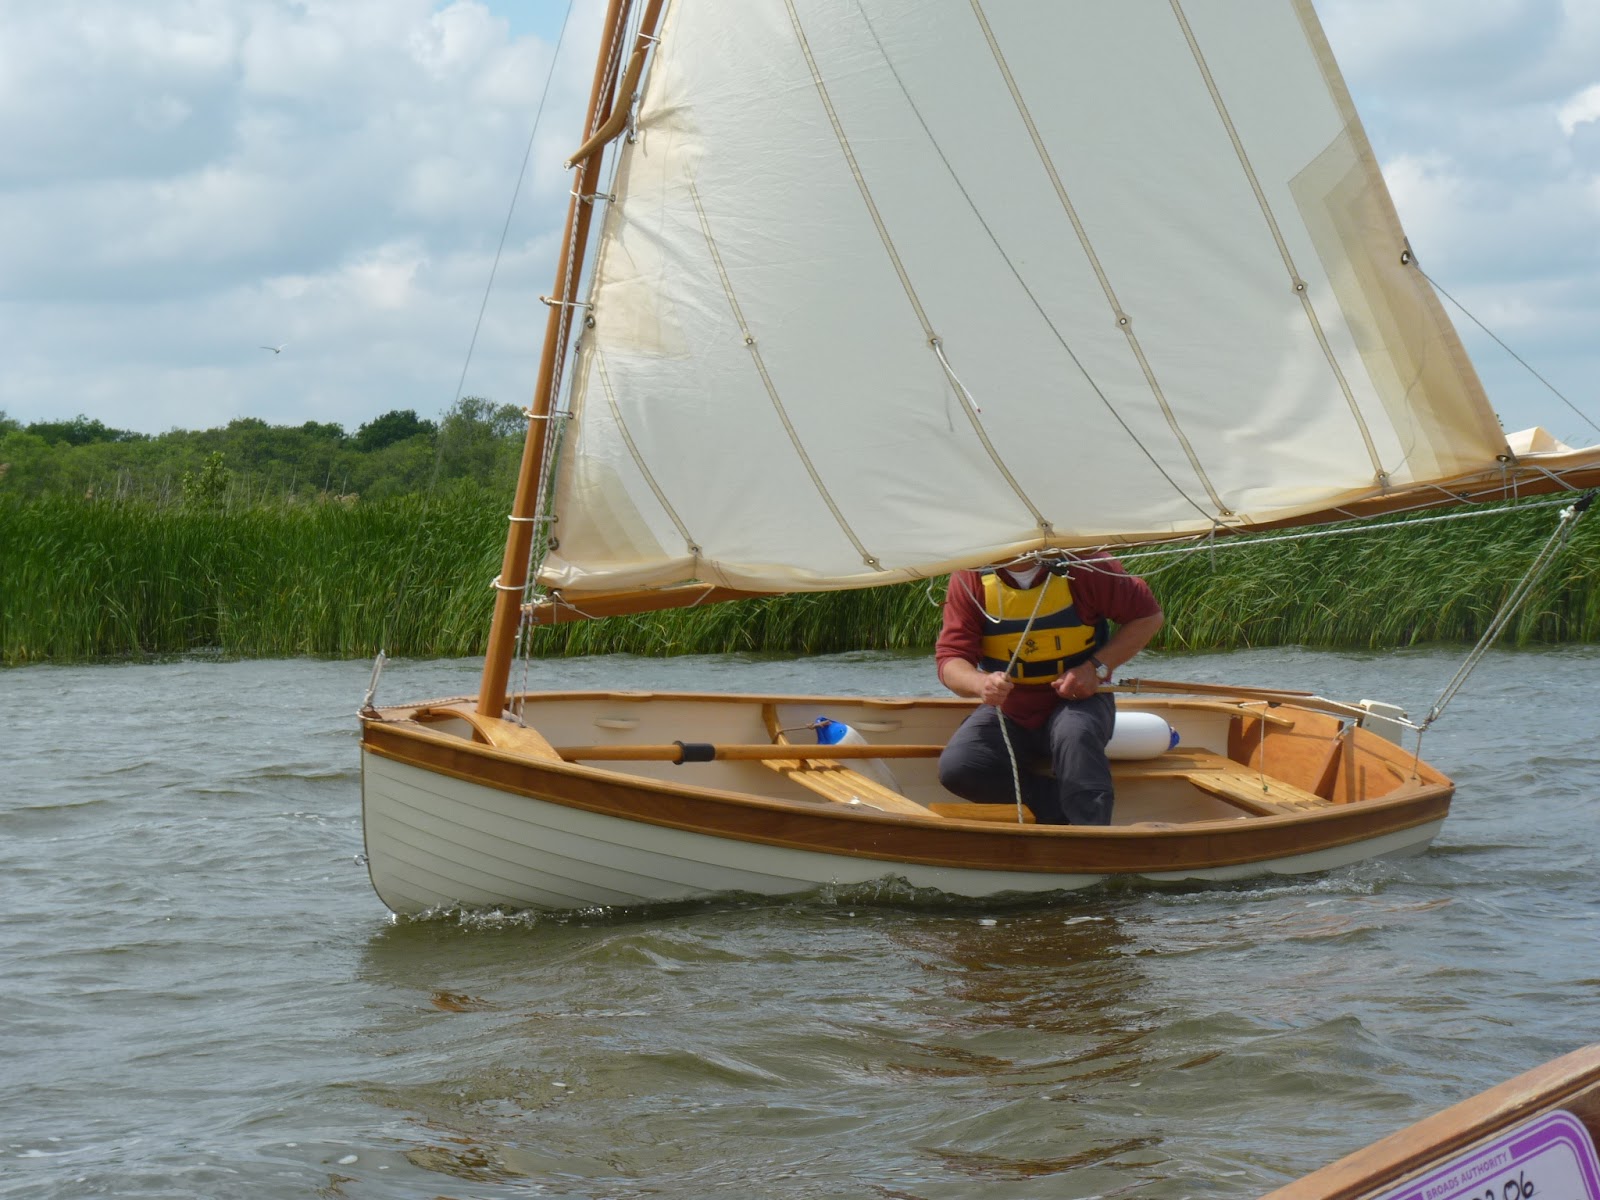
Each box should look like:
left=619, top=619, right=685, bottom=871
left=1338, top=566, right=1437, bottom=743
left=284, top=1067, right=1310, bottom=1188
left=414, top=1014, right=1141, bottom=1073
left=0, top=397, right=528, bottom=505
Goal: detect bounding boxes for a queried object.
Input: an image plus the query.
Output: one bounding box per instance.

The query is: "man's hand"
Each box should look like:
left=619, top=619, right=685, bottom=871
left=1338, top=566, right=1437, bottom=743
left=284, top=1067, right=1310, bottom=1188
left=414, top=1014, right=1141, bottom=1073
left=978, top=671, right=1014, bottom=707
left=1052, top=661, right=1098, bottom=701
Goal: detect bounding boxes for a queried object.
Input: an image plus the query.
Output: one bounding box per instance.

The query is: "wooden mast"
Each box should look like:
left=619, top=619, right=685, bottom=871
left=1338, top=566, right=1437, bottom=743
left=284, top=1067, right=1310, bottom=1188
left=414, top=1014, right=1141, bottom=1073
left=477, top=0, right=655, bottom=717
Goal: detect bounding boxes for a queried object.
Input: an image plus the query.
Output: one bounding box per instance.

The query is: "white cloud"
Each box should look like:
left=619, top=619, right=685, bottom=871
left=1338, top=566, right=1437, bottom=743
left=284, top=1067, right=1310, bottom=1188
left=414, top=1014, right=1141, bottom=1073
left=336, top=242, right=427, bottom=313
left=0, top=0, right=1594, bottom=448
left=1558, top=83, right=1600, bottom=135
left=1379, top=153, right=1469, bottom=246
left=1316, top=0, right=1600, bottom=433
left=0, top=0, right=603, bottom=433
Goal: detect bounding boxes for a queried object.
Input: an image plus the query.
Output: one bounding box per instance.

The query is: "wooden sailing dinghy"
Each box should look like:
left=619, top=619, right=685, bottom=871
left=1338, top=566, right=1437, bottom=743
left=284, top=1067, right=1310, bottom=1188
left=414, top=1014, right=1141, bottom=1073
left=1263, top=1045, right=1600, bottom=1200
left=359, top=0, right=1600, bottom=915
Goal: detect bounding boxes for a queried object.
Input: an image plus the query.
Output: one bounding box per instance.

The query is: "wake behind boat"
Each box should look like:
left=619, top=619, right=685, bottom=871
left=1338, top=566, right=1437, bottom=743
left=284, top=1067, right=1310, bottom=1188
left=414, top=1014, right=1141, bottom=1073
left=359, top=0, right=1600, bottom=916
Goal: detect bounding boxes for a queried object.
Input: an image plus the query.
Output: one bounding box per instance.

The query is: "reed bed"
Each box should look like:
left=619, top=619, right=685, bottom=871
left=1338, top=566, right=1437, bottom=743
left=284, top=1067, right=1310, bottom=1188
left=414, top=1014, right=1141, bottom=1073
left=0, top=493, right=503, bottom=664
left=1132, top=502, right=1600, bottom=650
left=4, top=494, right=1598, bottom=666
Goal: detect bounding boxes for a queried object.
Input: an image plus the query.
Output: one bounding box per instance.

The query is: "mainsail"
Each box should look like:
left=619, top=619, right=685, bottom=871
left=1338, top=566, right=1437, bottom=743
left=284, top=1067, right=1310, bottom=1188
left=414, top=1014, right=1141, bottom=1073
left=535, top=0, right=1544, bottom=598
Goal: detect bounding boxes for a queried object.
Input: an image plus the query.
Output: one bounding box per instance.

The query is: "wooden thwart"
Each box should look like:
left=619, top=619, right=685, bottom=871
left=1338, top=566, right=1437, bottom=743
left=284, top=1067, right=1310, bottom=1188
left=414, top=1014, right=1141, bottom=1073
left=415, top=707, right=562, bottom=760
left=1116, top=747, right=1334, bottom=815
left=764, top=758, right=940, bottom=817
left=929, top=750, right=1332, bottom=824
left=759, top=706, right=942, bottom=819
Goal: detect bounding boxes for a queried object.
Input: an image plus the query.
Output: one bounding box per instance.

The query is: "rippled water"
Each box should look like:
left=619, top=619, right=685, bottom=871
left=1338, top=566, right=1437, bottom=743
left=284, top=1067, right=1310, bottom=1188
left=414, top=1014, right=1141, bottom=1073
left=4, top=646, right=1599, bottom=1199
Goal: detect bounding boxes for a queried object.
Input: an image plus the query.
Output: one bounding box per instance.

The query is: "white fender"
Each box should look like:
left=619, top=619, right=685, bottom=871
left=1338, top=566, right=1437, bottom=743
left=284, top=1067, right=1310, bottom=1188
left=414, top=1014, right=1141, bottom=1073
left=1106, top=711, right=1179, bottom=760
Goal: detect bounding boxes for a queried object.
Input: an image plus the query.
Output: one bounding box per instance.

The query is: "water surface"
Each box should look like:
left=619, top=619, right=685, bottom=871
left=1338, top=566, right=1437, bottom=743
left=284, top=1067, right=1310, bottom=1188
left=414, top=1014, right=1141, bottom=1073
left=4, top=647, right=1598, bottom=1199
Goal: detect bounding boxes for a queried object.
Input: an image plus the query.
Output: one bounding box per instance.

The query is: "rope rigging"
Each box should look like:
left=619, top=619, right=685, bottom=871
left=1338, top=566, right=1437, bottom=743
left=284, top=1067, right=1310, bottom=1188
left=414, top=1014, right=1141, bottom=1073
left=1417, top=492, right=1594, bottom=732
left=1420, top=265, right=1600, bottom=440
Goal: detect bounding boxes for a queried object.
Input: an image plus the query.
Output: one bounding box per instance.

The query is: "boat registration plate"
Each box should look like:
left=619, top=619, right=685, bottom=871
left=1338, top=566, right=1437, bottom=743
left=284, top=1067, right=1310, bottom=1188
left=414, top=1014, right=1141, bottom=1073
left=1375, top=1110, right=1600, bottom=1200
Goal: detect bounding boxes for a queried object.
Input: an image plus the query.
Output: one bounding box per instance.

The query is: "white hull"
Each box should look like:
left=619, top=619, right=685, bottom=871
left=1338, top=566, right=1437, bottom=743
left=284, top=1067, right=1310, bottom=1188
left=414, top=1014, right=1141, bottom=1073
left=362, top=749, right=1442, bottom=915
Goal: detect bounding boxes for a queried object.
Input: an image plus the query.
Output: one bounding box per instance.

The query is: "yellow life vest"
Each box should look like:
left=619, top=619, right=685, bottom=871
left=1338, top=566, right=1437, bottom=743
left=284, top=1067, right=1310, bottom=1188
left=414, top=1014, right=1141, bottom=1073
left=977, top=570, right=1106, bottom=681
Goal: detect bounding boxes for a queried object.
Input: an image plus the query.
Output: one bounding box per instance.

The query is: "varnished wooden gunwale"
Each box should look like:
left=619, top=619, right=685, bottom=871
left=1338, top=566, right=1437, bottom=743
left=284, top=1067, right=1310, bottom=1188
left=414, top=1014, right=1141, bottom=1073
left=360, top=699, right=1452, bottom=877
left=1262, top=1045, right=1600, bottom=1200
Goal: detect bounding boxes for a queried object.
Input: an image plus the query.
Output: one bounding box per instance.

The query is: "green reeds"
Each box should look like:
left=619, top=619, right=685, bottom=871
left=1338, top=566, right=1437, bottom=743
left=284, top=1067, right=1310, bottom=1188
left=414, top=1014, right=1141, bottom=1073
left=1132, top=503, right=1600, bottom=649
left=3, top=494, right=1597, bottom=665
left=526, top=583, right=948, bottom=658
left=0, top=491, right=504, bottom=663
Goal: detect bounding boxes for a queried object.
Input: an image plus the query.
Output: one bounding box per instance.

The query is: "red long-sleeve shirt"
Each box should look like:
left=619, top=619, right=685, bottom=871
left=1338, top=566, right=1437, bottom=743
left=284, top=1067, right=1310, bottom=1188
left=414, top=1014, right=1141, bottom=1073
left=935, top=555, right=1160, bottom=728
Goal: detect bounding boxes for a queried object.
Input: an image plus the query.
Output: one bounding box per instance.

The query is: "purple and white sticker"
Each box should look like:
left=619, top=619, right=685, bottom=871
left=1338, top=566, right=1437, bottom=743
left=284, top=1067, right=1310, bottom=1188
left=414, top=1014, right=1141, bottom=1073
left=1375, top=1110, right=1600, bottom=1200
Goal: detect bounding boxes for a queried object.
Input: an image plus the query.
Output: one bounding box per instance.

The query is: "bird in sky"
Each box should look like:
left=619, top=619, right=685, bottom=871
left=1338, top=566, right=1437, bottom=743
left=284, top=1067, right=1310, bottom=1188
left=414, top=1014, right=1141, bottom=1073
left=260, top=343, right=287, bottom=354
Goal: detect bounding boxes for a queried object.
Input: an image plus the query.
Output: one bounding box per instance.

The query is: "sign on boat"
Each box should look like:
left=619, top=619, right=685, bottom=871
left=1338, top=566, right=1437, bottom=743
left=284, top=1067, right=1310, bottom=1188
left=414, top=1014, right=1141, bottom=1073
left=358, top=0, right=1600, bottom=916
left=1265, top=1045, right=1600, bottom=1200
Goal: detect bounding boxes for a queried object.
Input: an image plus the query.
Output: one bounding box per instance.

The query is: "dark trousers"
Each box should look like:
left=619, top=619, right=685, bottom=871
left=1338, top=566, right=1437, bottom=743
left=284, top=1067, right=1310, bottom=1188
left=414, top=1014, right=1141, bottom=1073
left=937, top=694, right=1116, bottom=825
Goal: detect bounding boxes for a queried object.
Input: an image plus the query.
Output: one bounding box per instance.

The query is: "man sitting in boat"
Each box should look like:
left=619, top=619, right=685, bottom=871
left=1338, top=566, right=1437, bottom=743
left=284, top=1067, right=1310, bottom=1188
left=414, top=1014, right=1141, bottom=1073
left=935, top=553, right=1164, bottom=824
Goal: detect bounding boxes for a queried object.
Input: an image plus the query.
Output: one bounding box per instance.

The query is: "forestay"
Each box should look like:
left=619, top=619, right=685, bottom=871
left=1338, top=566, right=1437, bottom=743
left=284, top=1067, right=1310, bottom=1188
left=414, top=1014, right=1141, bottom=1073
left=538, top=0, right=1510, bottom=596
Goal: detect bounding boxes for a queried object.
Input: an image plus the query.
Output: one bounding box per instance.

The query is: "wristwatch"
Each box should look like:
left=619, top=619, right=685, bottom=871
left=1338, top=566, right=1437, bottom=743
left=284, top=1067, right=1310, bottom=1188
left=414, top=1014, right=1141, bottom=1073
left=1089, top=656, right=1111, bottom=683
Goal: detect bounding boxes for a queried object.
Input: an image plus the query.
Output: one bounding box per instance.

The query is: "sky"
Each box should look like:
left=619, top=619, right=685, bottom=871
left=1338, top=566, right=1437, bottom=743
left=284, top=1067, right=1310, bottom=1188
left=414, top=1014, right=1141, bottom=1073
left=1, top=0, right=1596, bottom=444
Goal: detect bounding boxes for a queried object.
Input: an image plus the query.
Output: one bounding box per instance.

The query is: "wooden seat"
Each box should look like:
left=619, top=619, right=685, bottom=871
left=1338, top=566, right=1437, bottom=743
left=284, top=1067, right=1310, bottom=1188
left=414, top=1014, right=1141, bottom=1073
left=414, top=706, right=562, bottom=760
left=1184, top=769, right=1334, bottom=815
left=1116, top=747, right=1333, bottom=816
left=763, top=758, right=941, bottom=817
left=759, top=705, right=942, bottom=819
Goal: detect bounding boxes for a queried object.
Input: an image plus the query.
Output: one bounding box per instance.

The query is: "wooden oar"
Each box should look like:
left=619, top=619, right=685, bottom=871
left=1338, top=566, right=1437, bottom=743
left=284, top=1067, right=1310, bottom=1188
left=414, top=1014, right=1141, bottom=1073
left=1110, top=677, right=1378, bottom=722
left=554, top=742, right=944, bottom=764
left=1110, top=676, right=1314, bottom=700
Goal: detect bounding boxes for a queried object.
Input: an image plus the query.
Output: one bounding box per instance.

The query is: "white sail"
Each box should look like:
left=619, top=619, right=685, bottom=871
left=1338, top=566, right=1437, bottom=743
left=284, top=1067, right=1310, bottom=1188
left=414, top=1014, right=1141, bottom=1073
left=539, top=0, right=1512, bottom=596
